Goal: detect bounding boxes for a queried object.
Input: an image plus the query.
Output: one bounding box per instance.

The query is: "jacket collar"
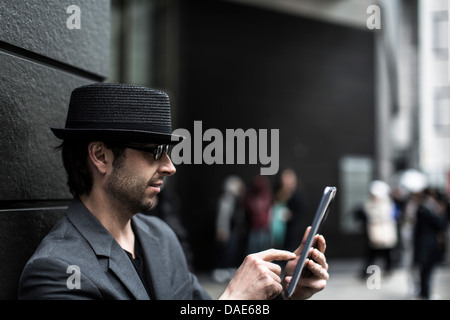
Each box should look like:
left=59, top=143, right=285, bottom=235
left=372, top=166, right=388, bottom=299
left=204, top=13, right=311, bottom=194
left=66, top=197, right=150, bottom=300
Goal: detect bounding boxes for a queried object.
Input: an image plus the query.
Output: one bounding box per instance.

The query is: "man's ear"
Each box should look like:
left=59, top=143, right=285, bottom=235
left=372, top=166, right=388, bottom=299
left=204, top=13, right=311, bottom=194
left=87, top=142, right=109, bottom=175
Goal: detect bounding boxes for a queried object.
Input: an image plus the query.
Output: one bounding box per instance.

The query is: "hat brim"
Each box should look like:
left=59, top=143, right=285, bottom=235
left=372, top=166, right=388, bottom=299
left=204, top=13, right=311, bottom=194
left=51, top=128, right=184, bottom=145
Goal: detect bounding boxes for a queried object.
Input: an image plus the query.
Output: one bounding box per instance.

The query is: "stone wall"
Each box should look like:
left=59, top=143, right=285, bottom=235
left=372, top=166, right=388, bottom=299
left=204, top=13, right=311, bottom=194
left=0, top=0, right=110, bottom=299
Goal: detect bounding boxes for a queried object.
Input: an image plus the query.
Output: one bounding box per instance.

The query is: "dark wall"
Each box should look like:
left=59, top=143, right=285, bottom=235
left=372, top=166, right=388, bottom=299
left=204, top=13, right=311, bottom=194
left=176, top=0, right=375, bottom=270
left=0, top=0, right=110, bottom=299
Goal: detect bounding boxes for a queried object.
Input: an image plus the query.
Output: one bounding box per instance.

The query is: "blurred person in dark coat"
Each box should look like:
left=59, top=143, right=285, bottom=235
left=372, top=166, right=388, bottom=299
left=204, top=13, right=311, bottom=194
left=213, top=175, right=246, bottom=282
left=413, top=188, right=449, bottom=299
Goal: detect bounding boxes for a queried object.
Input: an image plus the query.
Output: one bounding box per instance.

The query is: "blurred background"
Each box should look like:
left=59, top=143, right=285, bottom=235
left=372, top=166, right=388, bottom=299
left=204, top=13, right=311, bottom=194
left=107, top=0, right=450, bottom=299
left=1, top=0, right=449, bottom=299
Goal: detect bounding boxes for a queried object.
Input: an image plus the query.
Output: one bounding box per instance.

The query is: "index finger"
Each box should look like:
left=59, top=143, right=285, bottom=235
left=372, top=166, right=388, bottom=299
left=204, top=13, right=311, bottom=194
left=254, top=249, right=296, bottom=262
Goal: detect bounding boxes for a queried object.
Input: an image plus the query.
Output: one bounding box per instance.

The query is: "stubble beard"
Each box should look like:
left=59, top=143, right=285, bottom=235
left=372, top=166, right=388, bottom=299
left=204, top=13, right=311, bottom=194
left=106, top=162, right=156, bottom=215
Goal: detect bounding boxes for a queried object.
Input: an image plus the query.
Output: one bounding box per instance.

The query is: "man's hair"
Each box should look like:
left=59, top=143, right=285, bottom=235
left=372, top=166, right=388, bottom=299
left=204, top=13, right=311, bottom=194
left=56, top=141, right=125, bottom=196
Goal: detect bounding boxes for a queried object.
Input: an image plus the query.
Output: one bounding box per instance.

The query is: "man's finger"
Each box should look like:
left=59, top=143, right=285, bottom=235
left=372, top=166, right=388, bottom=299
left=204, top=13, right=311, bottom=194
left=304, top=258, right=329, bottom=281
left=254, top=249, right=296, bottom=262
left=265, top=264, right=282, bottom=283
left=315, top=234, right=327, bottom=254
left=308, top=247, right=328, bottom=270
left=261, top=260, right=283, bottom=276
left=301, top=226, right=312, bottom=246
left=294, top=226, right=311, bottom=255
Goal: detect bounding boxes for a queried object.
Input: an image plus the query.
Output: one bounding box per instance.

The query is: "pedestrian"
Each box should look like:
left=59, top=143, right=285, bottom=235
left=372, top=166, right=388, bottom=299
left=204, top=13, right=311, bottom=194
left=413, top=188, right=449, bottom=299
left=18, top=83, right=329, bottom=300
left=270, top=196, right=291, bottom=249
left=244, top=175, right=273, bottom=254
left=356, top=180, right=398, bottom=277
left=274, top=168, right=306, bottom=251
left=213, top=175, right=247, bottom=282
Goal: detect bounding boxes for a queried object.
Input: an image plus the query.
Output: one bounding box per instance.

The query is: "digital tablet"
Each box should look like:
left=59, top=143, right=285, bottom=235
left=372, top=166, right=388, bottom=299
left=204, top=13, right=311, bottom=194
left=286, top=186, right=337, bottom=298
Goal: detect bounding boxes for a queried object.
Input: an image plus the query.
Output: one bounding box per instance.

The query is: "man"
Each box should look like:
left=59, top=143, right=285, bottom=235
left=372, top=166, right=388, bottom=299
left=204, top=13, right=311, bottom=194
left=19, top=83, right=328, bottom=300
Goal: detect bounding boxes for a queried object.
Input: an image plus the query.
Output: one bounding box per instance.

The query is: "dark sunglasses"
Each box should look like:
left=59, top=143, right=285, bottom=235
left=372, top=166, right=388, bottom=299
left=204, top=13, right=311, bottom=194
left=119, top=143, right=170, bottom=160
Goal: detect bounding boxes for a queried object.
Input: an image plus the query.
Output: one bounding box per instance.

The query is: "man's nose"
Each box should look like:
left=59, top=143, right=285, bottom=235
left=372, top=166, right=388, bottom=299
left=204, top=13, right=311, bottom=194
left=159, top=152, right=176, bottom=176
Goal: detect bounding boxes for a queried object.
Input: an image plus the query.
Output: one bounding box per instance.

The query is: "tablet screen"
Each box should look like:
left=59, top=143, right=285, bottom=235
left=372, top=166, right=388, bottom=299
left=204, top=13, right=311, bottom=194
left=286, top=186, right=337, bottom=298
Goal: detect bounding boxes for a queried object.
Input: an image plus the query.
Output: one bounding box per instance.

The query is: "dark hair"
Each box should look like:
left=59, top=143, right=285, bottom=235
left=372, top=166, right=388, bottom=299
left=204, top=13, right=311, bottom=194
left=56, top=141, right=125, bottom=196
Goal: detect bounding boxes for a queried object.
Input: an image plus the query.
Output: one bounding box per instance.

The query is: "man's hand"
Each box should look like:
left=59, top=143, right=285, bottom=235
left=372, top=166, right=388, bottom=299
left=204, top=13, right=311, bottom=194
left=219, top=249, right=296, bottom=300
left=283, top=226, right=329, bottom=300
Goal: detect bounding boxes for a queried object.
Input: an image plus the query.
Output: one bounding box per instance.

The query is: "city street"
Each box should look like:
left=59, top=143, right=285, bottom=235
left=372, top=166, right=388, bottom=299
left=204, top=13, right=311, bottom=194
left=198, top=259, right=450, bottom=300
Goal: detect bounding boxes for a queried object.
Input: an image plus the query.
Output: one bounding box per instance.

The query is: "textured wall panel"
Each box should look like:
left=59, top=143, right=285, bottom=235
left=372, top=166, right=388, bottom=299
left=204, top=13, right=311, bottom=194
left=0, top=0, right=110, bottom=78
left=0, top=52, right=91, bottom=200
left=0, top=0, right=110, bottom=299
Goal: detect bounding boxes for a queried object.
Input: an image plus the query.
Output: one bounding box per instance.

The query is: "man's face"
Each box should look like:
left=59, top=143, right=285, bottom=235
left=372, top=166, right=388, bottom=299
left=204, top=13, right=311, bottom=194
left=105, top=143, right=176, bottom=214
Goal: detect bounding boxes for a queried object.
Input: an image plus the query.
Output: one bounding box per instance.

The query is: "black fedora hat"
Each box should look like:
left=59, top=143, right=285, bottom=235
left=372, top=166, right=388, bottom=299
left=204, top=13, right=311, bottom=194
left=51, top=83, right=183, bottom=144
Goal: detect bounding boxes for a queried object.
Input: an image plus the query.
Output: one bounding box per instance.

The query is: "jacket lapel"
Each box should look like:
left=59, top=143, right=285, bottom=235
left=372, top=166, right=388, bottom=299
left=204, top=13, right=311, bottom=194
left=67, top=197, right=149, bottom=300
left=132, top=217, right=167, bottom=299
left=108, top=243, right=150, bottom=300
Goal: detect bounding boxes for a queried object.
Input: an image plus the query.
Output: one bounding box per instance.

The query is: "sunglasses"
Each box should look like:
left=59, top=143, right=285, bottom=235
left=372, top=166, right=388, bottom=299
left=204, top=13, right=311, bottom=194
left=119, top=143, right=170, bottom=160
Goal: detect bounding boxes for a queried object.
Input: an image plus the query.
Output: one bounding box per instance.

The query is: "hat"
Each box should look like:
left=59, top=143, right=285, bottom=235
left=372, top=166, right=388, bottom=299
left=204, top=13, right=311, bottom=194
left=51, top=83, right=183, bottom=144
left=369, top=180, right=391, bottom=199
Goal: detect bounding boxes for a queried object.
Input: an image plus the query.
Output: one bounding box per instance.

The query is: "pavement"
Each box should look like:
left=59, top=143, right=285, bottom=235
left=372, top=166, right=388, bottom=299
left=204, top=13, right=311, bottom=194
left=197, top=258, right=450, bottom=300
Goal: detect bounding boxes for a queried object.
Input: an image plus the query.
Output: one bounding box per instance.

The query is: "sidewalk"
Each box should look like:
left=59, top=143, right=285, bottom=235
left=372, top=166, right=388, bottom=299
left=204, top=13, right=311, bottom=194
left=197, top=258, right=450, bottom=300
left=310, top=259, right=450, bottom=300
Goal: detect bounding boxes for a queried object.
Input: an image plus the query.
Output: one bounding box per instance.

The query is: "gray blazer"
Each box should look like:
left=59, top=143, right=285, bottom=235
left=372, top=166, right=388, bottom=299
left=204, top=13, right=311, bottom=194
left=18, top=198, right=211, bottom=300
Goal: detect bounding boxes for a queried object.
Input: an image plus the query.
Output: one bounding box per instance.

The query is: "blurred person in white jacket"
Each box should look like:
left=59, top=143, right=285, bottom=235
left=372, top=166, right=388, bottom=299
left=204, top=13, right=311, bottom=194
left=356, top=180, right=398, bottom=278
